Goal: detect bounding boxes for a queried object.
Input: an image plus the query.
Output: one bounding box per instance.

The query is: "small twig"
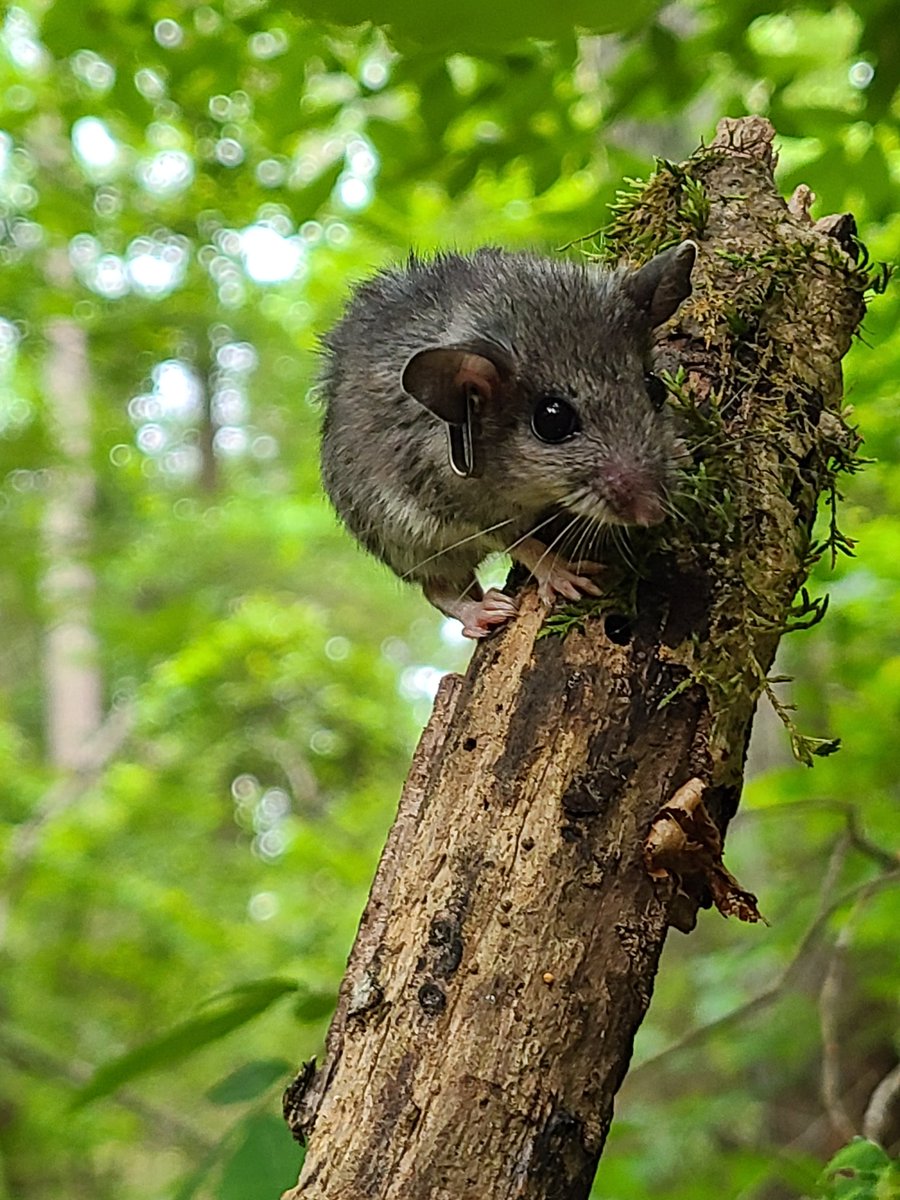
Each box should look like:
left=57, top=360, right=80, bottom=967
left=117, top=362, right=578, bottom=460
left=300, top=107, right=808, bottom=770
left=733, top=1067, right=890, bottom=1200
left=0, top=703, right=135, bottom=953
left=7, top=702, right=134, bottom=868
left=862, top=1061, right=900, bottom=1147
left=0, top=1021, right=214, bottom=1155
left=630, top=859, right=899, bottom=1078
left=818, top=877, right=860, bottom=1142
left=740, top=797, right=897, bottom=871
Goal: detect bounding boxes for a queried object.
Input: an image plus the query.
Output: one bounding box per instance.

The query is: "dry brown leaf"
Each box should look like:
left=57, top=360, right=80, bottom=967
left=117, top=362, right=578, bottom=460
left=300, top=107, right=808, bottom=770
left=643, top=777, right=766, bottom=924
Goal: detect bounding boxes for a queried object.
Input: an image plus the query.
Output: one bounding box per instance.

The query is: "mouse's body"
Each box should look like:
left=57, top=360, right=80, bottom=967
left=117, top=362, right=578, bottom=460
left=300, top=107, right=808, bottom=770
left=320, top=242, right=696, bottom=637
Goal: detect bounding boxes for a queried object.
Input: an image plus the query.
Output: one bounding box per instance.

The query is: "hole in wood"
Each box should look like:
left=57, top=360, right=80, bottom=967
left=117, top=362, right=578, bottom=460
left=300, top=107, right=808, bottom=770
left=605, top=613, right=632, bottom=644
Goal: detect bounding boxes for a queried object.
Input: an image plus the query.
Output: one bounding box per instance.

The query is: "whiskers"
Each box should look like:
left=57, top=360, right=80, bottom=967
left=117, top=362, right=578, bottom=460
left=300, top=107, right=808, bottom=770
left=486, top=487, right=607, bottom=599
left=401, top=516, right=514, bottom=580
left=406, top=475, right=683, bottom=612
left=608, top=523, right=639, bottom=573
left=560, top=486, right=620, bottom=569
left=453, top=510, right=570, bottom=604
left=513, top=511, right=586, bottom=590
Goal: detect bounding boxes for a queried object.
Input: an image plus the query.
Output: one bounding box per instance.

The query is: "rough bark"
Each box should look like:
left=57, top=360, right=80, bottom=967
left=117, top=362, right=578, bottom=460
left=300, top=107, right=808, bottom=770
left=282, top=117, right=871, bottom=1199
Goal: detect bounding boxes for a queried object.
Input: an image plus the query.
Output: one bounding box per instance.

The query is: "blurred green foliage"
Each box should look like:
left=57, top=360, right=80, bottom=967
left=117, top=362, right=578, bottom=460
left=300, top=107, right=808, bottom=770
left=0, top=1, right=897, bottom=1198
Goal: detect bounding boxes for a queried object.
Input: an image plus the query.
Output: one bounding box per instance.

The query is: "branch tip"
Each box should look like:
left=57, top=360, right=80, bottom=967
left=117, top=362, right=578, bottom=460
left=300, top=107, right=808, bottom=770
left=710, top=115, right=777, bottom=166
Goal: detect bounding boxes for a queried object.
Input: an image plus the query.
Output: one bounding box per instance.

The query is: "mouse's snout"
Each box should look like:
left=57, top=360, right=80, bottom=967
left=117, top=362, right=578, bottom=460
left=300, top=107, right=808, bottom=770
left=598, top=461, right=666, bottom=526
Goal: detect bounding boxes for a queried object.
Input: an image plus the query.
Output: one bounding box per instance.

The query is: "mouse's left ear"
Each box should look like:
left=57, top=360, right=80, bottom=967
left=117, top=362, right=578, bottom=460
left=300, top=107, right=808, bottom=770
left=624, top=240, right=697, bottom=328
left=401, top=340, right=513, bottom=477
left=401, top=341, right=512, bottom=424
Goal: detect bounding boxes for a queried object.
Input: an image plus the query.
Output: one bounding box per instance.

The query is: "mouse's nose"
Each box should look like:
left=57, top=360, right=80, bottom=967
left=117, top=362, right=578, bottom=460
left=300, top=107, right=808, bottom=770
left=599, top=464, right=665, bottom=526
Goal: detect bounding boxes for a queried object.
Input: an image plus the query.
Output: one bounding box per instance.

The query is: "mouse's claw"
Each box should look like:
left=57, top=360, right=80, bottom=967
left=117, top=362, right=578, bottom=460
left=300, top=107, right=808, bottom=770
left=424, top=580, right=519, bottom=639
left=535, top=566, right=604, bottom=606
left=459, top=589, right=519, bottom=638
left=511, top=539, right=604, bottom=606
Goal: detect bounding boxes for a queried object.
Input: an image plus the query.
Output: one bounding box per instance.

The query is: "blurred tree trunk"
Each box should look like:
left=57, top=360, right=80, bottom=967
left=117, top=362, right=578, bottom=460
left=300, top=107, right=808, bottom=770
left=197, top=335, right=218, bottom=495
left=41, top=316, right=102, bottom=768
left=282, top=117, right=870, bottom=1200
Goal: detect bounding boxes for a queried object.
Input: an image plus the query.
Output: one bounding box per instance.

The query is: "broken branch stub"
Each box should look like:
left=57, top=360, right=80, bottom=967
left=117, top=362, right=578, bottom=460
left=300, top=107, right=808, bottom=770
left=282, top=116, right=871, bottom=1200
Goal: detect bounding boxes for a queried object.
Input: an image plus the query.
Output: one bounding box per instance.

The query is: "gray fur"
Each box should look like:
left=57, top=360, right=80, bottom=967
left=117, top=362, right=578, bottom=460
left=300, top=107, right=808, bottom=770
left=319, top=243, right=695, bottom=591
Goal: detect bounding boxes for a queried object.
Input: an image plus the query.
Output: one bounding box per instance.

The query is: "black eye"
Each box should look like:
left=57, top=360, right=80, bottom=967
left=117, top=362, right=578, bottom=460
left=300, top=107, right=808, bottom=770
left=531, top=394, right=581, bottom=443
left=645, top=373, right=668, bottom=412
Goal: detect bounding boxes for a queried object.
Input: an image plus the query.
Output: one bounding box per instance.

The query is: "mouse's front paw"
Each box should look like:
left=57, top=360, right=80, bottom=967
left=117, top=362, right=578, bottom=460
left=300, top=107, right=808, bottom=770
left=510, top=538, right=603, bottom=606
left=459, top=589, right=519, bottom=639
left=533, top=558, right=603, bottom=606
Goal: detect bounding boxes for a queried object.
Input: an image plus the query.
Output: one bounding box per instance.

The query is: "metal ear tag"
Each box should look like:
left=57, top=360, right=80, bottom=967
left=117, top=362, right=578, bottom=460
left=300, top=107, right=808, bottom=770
left=446, top=389, right=479, bottom=477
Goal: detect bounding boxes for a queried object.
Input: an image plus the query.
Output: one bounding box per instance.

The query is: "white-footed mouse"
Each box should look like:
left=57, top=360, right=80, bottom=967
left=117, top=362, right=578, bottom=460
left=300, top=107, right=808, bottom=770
left=319, top=241, right=696, bottom=637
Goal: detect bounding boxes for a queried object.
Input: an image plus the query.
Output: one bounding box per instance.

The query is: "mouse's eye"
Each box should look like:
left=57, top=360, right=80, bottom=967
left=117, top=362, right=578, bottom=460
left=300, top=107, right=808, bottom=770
left=531, top=394, right=581, bottom=443
left=645, top=372, right=668, bottom=412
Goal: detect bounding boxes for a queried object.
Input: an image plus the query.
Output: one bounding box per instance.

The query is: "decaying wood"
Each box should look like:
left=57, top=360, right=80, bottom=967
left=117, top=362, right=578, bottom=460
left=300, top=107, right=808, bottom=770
left=282, top=116, right=871, bottom=1199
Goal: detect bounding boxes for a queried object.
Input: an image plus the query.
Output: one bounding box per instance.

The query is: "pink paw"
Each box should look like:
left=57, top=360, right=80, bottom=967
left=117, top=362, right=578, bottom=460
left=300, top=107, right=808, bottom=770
left=459, top=589, right=519, bottom=639
left=534, top=560, right=603, bottom=606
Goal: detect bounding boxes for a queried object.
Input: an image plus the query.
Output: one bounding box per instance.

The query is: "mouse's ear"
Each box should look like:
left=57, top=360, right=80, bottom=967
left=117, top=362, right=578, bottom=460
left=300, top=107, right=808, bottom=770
left=624, top=240, right=697, bottom=328
left=401, top=341, right=512, bottom=424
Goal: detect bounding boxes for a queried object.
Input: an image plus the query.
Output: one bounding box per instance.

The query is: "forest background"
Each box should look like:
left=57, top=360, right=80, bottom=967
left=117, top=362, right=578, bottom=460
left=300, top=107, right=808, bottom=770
left=1, top=1, right=898, bottom=1198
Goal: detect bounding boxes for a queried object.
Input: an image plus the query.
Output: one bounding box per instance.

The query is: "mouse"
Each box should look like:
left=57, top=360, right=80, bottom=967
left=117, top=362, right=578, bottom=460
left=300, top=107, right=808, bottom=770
left=319, top=240, right=696, bottom=638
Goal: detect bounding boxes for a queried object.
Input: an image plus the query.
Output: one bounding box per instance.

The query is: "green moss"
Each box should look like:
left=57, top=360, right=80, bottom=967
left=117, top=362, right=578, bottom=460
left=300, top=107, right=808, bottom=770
left=544, top=149, right=871, bottom=765
left=536, top=597, right=615, bottom=640
left=602, top=159, right=711, bottom=263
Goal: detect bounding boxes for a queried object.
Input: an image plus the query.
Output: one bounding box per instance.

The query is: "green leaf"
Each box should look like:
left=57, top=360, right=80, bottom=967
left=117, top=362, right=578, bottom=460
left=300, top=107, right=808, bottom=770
left=74, top=978, right=299, bottom=1106
left=218, top=1113, right=304, bottom=1200
left=292, top=0, right=663, bottom=49
left=173, top=1138, right=230, bottom=1200
left=292, top=987, right=338, bottom=1023
left=816, top=1139, right=900, bottom=1200
left=285, top=159, right=345, bottom=224
left=206, top=1058, right=293, bottom=1106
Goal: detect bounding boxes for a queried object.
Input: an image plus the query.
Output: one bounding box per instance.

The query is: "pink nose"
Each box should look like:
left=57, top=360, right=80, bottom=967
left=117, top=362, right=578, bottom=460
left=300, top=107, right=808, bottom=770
left=601, top=466, right=665, bottom=526
left=628, top=493, right=665, bottom=526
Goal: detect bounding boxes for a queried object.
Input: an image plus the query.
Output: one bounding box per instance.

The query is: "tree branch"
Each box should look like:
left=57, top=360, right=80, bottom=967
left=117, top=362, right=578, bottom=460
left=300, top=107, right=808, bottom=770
left=629, top=849, right=900, bottom=1080
left=863, top=1061, right=900, bottom=1147
left=0, top=1021, right=213, bottom=1156
left=282, top=116, right=872, bottom=1200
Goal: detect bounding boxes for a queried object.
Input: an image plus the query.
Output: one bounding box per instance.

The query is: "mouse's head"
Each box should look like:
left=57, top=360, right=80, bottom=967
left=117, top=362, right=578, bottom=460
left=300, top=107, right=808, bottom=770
left=401, top=241, right=696, bottom=530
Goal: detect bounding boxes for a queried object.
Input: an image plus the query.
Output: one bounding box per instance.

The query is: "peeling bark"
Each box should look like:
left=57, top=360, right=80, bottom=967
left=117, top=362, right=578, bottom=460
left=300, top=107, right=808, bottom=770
left=282, top=117, right=871, bottom=1199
